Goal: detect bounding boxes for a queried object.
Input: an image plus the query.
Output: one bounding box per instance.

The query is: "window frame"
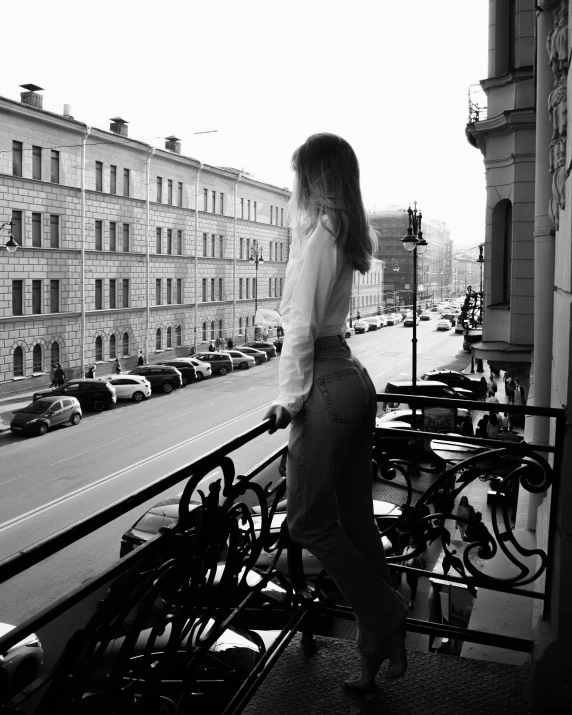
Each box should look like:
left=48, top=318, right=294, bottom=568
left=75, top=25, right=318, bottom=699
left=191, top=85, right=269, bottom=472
left=110, top=165, right=117, bottom=194
left=95, top=161, right=103, bottom=192
left=12, top=141, right=23, bottom=177
left=32, top=145, right=42, bottom=180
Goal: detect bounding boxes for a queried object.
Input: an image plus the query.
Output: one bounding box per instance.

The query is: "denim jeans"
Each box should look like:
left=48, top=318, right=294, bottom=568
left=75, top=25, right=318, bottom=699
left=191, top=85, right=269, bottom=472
left=286, top=335, right=407, bottom=653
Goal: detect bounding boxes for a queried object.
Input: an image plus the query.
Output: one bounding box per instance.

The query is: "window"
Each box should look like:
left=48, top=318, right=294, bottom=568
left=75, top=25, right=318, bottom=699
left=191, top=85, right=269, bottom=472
left=50, top=280, right=60, bottom=313
left=167, top=229, right=172, bottom=254
left=202, top=322, right=207, bottom=341
left=253, top=201, right=257, bottom=221
left=218, top=278, right=223, bottom=301
left=239, top=317, right=243, bottom=334
left=241, top=198, right=244, bottom=219
left=30, top=212, right=41, bottom=245
left=122, top=279, right=129, bottom=307
left=109, top=279, right=116, bottom=309
left=11, top=210, right=22, bottom=246
left=156, top=328, right=162, bottom=351
left=240, top=237, right=244, bottom=259
left=246, top=278, right=250, bottom=299
left=156, top=227, right=162, bottom=253
left=247, top=199, right=251, bottom=220
left=210, top=278, right=215, bottom=301
left=281, top=208, right=284, bottom=226
left=239, top=278, right=243, bottom=299
left=219, top=319, right=223, bottom=338
left=203, top=188, right=208, bottom=211
left=178, top=182, right=183, bottom=207
left=202, top=233, right=207, bottom=256
left=33, top=344, right=43, bottom=373
left=110, top=165, right=117, bottom=194
left=32, top=280, right=41, bottom=314
left=110, top=334, right=116, bottom=359
left=168, top=180, right=173, bottom=205
left=157, top=177, right=162, bottom=203
left=167, top=326, right=172, bottom=348
left=95, top=336, right=103, bottom=362
left=177, top=278, right=182, bottom=303
left=95, top=279, right=103, bottom=309
left=202, top=278, right=207, bottom=302
left=95, top=220, right=103, bottom=250
left=269, top=278, right=273, bottom=296
left=220, top=193, right=224, bottom=214
left=167, top=278, right=172, bottom=304
left=122, top=332, right=129, bottom=356
left=274, top=243, right=278, bottom=262
left=177, top=229, right=183, bottom=255
left=12, top=280, right=23, bottom=315
left=123, top=168, right=130, bottom=197
left=280, top=277, right=283, bottom=295
left=51, top=342, right=60, bottom=366
left=280, top=243, right=283, bottom=261
left=122, top=223, right=129, bottom=252
left=50, top=215, right=59, bottom=248
left=12, top=141, right=23, bottom=177
left=14, top=347, right=24, bottom=377
left=211, top=234, right=216, bottom=257
left=491, top=199, right=512, bottom=304
left=210, top=321, right=215, bottom=339
left=51, top=150, right=59, bottom=183
left=274, top=278, right=278, bottom=297
left=212, top=190, right=216, bottom=213
left=176, top=325, right=182, bottom=346
left=156, top=279, right=162, bottom=305
left=110, top=222, right=116, bottom=251
left=246, top=238, right=251, bottom=259
left=269, top=241, right=273, bottom=260
left=95, top=161, right=103, bottom=191
left=219, top=235, right=224, bottom=258
left=32, top=146, right=42, bottom=180
left=270, top=206, right=273, bottom=225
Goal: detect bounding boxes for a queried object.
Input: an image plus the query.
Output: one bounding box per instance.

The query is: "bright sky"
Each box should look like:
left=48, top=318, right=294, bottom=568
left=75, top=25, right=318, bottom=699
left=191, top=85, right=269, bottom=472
left=2, top=0, right=488, bottom=249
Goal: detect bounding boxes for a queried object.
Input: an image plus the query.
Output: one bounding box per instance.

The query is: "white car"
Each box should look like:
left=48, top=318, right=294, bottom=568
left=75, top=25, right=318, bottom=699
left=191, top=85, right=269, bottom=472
left=102, top=375, right=151, bottom=402
left=222, top=350, right=256, bottom=370
left=235, top=346, right=268, bottom=365
left=174, top=357, right=212, bottom=380
left=0, top=622, right=43, bottom=693
left=365, top=317, right=383, bottom=330
left=354, top=319, right=369, bottom=334
left=437, top=318, right=453, bottom=331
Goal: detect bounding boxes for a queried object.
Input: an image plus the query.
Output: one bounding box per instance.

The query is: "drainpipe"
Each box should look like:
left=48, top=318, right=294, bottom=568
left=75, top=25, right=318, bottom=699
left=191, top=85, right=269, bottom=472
left=194, top=163, right=204, bottom=349
left=528, top=6, right=556, bottom=531
left=80, top=125, right=91, bottom=378
left=233, top=172, right=242, bottom=341
left=145, top=147, right=155, bottom=364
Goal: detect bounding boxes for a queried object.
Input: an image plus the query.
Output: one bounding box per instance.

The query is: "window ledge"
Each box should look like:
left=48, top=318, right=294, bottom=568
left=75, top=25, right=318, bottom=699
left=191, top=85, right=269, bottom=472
left=166, top=347, right=175, bottom=351
left=487, top=302, right=511, bottom=310
left=31, top=372, right=46, bottom=377
left=12, top=376, right=28, bottom=381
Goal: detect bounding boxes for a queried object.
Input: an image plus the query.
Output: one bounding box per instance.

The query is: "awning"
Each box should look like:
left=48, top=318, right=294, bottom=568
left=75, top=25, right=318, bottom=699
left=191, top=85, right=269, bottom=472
left=471, top=340, right=533, bottom=363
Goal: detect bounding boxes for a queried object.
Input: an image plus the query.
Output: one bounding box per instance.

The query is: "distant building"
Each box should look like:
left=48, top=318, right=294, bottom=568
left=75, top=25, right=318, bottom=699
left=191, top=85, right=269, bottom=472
left=349, top=258, right=384, bottom=322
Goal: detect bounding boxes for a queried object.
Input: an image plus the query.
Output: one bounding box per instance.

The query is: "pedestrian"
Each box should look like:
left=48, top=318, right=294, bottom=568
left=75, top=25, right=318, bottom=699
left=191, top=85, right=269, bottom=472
left=486, top=412, right=500, bottom=439
left=486, top=391, right=499, bottom=404
left=475, top=414, right=489, bottom=438
left=50, top=363, right=57, bottom=388
left=85, top=364, right=96, bottom=379
left=477, top=377, right=488, bottom=401
left=463, top=511, right=491, bottom=549
left=208, top=342, right=215, bottom=352
left=227, top=338, right=234, bottom=350
left=54, top=363, right=66, bottom=387
left=221, top=337, right=227, bottom=351
left=454, top=496, right=475, bottom=540
left=138, top=350, right=144, bottom=366
left=263, top=133, right=407, bottom=691
left=114, top=358, right=122, bottom=375
left=402, top=536, right=426, bottom=608
left=460, top=415, right=474, bottom=437
left=504, top=375, right=515, bottom=404
left=215, top=336, right=221, bottom=351
left=189, top=346, right=196, bottom=356
left=500, top=412, right=512, bottom=432
left=489, top=374, right=498, bottom=395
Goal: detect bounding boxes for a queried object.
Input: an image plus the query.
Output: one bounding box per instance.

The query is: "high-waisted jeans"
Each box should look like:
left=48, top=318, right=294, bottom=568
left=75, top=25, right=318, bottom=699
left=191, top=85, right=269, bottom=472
left=286, top=335, right=407, bottom=653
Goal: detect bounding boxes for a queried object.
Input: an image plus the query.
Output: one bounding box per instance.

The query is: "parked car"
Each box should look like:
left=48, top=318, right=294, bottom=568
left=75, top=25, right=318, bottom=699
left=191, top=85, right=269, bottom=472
left=421, top=369, right=487, bottom=399
left=381, top=379, right=470, bottom=411
left=238, top=346, right=268, bottom=364
left=33, top=379, right=116, bottom=412
left=179, top=357, right=212, bottom=380
left=353, top=319, right=369, bottom=334
left=243, top=341, right=277, bottom=359
left=420, top=312, right=432, bottom=321
left=100, top=375, right=151, bottom=402
left=403, top=314, right=420, bottom=327
left=128, top=365, right=183, bottom=393
left=272, top=337, right=284, bottom=354
left=0, top=622, right=43, bottom=694
left=440, top=312, right=457, bottom=326
left=10, top=396, right=82, bottom=436
left=344, top=326, right=355, bottom=338
left=437, top=318, right=453, bottom=331
left=385, top=314, right=397, bottom=326
left=365, top=317, right=382, bottom=330
left=430, top=306, right=439, bottom=312
left=222, top=350, right=256, bottom=370
left=392, top=313, right=404, bottom=323
left=194, top=352, right=234, bottom=375
left=158, top=360, right=197, bottom=386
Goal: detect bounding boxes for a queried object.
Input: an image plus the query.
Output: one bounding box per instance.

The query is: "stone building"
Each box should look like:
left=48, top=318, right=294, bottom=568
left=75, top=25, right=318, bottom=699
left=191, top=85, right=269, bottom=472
left=348, top=258, right=384, bottom=323
left=0, top=87, right=290, bottom=396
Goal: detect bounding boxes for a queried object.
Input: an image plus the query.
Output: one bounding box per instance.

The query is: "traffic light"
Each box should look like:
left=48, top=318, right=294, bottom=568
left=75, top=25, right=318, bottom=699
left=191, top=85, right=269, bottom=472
left=377, top=305, right=382, bottom=316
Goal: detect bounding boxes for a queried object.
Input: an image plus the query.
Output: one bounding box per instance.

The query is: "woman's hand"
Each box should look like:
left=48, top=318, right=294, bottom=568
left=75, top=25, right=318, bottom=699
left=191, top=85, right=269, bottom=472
left=263, top=405, right=292, bottom=434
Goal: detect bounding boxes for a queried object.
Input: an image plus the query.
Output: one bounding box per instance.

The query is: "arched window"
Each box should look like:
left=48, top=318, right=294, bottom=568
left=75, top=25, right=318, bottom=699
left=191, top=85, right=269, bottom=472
left=156, top=328, right=162, bottom=351
left=123, top=332, right=129, bottom=356
left=95, top=336, right=103, bottom=361
left=202, top=321, right=207, bottom=342
left=246, top=316, right=249, bottom=328
left=239, top=317, right=243, bottom=334
left=51, top=342, right=60, bottom=366
left=33, top=344, right=43, bottom=372
left=176, top=325, right=182, bottom=346
left=210, top=321, right=215, bottom=339
left=109, top=334, right=116, bottom=359
left=491, top=200, right=512, bottom=304
left=219, top=319, right=223, bottom=338
left=14, top=346, right=24, bottom=377
left=167, top=326, right=172, bottom=348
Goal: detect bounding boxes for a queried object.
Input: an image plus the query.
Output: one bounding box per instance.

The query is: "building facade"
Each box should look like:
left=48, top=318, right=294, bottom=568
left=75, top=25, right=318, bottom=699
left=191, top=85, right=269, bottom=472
left=348, top=258, right=384, bottom=323
left=0, top=88, right=290, bottom=396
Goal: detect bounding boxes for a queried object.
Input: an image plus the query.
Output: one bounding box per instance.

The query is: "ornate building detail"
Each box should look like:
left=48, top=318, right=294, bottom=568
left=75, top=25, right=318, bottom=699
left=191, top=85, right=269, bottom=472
left=546, top=1, right=569, bottom=229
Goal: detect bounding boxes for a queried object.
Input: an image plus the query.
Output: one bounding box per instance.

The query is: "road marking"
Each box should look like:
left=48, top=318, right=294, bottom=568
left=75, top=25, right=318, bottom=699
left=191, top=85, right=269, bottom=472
left=49, top=434, right=135, bottom=466
left=0, top=400, right=274, bottom=534
left=156, top=402, right=215, bottom=426
left=0, top=475, right=22, bottom=487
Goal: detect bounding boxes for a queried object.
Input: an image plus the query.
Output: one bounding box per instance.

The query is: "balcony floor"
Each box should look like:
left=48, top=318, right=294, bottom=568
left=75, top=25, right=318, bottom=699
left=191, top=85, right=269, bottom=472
left=243, top=634, right=535, bottom=715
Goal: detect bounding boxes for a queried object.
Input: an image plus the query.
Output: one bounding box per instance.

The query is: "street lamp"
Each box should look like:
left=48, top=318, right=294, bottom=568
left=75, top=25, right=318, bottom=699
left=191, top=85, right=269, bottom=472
left=1, top=220, right=18, bottom=253
left=249, top=240, right=264, bottom=338
left=401, top=204, right=428, bottom=401
left=392, top=263, right=400, bottom=308
left=477, top=243, right=484, bottom=292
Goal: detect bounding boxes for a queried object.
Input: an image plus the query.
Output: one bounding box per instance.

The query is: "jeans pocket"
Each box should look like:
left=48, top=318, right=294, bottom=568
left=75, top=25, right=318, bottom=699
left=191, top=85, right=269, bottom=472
left=316, top=369, right=366, bottom=424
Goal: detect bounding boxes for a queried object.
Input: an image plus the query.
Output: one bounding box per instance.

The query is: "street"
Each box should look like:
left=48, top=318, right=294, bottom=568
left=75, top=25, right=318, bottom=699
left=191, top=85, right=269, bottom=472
left=0, top=319, right=467, bottom=626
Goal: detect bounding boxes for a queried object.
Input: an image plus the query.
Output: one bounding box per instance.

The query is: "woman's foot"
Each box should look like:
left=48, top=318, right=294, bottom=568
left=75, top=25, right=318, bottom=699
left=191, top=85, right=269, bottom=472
left=344, top=621, right=408, bottom=691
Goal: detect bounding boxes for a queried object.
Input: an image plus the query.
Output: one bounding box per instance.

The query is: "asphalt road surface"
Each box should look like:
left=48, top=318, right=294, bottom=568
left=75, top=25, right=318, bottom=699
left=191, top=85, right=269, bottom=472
left=0, top=319, right=467, bottom=626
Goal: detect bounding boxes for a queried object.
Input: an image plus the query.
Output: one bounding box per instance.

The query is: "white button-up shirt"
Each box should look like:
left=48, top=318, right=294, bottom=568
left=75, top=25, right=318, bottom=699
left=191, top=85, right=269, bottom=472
left=273, top=219, right=353, bottom=419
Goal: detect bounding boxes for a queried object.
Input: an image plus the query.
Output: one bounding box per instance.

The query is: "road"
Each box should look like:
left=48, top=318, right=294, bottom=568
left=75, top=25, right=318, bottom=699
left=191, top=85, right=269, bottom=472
left=0, top=319, right=466, bottom=625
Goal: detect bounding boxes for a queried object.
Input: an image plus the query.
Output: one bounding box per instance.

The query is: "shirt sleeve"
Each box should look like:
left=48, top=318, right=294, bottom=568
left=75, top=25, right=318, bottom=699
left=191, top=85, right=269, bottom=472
left=273, top=222, right=339, bottom=419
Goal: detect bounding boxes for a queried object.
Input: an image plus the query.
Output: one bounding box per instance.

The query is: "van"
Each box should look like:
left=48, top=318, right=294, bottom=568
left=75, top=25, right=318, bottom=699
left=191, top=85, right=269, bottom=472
left=381, top=380, right=466, bottom=412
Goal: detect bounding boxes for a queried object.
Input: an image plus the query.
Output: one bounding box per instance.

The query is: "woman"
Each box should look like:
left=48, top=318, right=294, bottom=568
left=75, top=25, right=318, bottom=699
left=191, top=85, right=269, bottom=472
left=263, top=134, right=407, bottom=691
left=402, top=536, right=426, bottom=608
left=114, top=358, right=122, bottom=375
left=454, top=496, right=475, bottom=540
left=487, top=412, right=500, bottom=439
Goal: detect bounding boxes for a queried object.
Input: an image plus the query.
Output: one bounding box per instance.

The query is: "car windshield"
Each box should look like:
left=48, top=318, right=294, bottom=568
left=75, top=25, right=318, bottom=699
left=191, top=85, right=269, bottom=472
left=133, top=513, right=178, bottom=534
left=20, top=401, right=51, bottom=414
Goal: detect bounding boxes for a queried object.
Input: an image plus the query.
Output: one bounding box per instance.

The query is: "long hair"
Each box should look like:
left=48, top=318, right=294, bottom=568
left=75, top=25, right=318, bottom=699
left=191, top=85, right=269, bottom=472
left=287, top=133, right=377, bottom=274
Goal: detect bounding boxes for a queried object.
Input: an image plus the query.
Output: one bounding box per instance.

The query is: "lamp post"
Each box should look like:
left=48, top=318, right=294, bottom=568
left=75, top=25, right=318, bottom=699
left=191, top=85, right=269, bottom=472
left=1, top=220, right=18, bottom=253
left=401, top=204, right=428, bottom=402
left=249, top=240, right=264, bottom=338
left=477, top=243, right=484, bottom=292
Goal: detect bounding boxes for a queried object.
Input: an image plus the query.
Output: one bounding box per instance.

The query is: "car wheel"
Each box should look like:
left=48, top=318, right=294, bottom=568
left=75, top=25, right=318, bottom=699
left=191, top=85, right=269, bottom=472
left=132, top=391, right=145, bottom=402
left=37, top=423, right=48, bottom=436
left=71, top=412, right=81, bottom=425
left=93, top=399, right=105, bottom=412
left=163, top=382, right=173, bottom=394
left=219, top=366, right=228, bottom=376
left=195, top=372, right=204, bottom=381
left=239, top=361, right=248, bottom=370
left=254, top=357, right=261, bottom=365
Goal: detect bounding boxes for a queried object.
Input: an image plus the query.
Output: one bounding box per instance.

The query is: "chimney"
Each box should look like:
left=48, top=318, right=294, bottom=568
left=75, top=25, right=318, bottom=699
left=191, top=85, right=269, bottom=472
left=20, top=84, right=44, bottom=109
left=110, top=117, right=129, bottom=137
left=63, top=104, right=73, bottom=118
left=165, top=135, right=181, bottom=154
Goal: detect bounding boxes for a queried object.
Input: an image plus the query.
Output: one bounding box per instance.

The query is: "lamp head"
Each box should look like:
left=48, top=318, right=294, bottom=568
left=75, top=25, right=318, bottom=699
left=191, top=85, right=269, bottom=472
left=249, top=255, right=255, bottom=264
left=477, top=243, right=484, bottom=263
left=416, top=232, right=428, bottom=255
left=4, top=233, right=18, bottom=253
left=401, top=227, right=417, bottom=252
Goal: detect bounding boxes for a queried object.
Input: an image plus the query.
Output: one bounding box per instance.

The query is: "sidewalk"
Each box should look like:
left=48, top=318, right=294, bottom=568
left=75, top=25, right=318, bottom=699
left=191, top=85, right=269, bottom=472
left=0, top=389, right=37, bottom=432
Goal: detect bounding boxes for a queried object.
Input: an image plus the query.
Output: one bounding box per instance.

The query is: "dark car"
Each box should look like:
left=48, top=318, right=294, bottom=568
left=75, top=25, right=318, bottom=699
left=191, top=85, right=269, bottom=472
left=421, top=369, right=487, bottom=399
left=272, top=337, right=284, bottom=354
left=10, top=396, right=82, bottom=436
left=441, top=312, right=457, bottom=326
left=403, top=314, right=420, bottom=327
left=243, top=341, right=277, bottom=359
left=128, top=365, right=183, bottom=393
left=381, top=379, right=471, bottom=411
left=33, top=379, right=117, bottom=412
left=157, top=360, right=197, bottom=386
left=194, top=352, right=234, bottom=375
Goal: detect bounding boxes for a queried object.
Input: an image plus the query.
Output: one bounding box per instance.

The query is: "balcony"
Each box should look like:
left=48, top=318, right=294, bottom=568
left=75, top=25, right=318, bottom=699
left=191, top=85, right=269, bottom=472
left=0, top=393, right=564, bottom=714
left=468, top=84, right=488, bottom=124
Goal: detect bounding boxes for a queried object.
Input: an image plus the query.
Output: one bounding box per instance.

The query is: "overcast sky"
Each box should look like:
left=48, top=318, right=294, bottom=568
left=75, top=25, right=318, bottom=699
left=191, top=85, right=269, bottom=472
left=2, top=0, right=488, bottom=249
